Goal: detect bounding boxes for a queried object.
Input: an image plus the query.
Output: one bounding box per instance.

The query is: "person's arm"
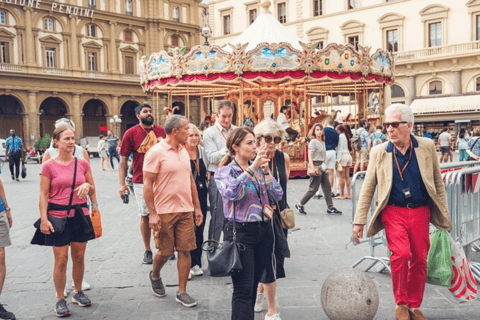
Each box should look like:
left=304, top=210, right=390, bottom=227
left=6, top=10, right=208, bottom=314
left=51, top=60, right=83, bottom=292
left=20, top=139, right=24, bottom=158
left=118, top=155, right=129, bottom=199
left=143, top=171, right=161, bottom=231
left=39, top=173, right=54, bottom=234
left=307, top=140, right=316, bottom=172
left=203, top=130, right=226, bottom=166
left=0, top=177, right=12, bottom=227
left=190, top=174, right=203, bottom=227
left=283, top=152, right=291, bottom=179
left=83, top=149, right=90, bottom=164
left=42, top=150, right=51, bottom=164
left=4, top=142, right=8, bottom=156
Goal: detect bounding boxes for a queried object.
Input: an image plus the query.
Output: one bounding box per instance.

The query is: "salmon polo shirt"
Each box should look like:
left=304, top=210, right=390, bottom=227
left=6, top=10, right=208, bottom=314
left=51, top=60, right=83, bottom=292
left=143, top=139, right=194, bottom=214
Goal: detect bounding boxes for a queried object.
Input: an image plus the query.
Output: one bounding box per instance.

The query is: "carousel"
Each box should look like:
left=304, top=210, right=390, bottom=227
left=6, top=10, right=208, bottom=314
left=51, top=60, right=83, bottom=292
left=138, top=1, right=394, bottom=177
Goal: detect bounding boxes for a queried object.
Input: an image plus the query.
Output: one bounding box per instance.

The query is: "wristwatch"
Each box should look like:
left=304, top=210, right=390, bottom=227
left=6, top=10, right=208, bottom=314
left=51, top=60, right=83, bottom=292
left=5, top=207, right=11, bottom=212
left=91, top=203, right=99, bottom=207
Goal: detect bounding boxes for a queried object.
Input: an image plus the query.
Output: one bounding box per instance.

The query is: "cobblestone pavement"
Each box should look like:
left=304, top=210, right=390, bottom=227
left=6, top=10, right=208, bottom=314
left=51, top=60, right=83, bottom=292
left=0, top=158, right=479, bottom=319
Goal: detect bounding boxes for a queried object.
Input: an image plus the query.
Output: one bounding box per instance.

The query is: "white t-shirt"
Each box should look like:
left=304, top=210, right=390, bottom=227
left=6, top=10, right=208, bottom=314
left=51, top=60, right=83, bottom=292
left=47, top=145, right=85, bottom=159
left=277, top=113, right=289, bottom=130
left=438, top=132, right=452, bottom=147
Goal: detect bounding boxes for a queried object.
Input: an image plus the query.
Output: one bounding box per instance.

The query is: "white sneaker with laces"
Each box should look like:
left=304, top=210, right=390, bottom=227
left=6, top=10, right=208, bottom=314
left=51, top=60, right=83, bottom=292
left=254, top=292, right=265, bottom=313
left=71, top=279, right=91, bottom=291
left=265, top=313, right=282, bottom=320
left=190, top=265, right=204, bottom=276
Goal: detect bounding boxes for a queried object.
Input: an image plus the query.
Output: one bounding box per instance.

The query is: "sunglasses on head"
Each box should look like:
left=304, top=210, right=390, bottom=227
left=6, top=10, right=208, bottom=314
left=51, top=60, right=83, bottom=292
left=384, top=121, right=408, bottom=129
left=264, top=136, right=282, bottom=144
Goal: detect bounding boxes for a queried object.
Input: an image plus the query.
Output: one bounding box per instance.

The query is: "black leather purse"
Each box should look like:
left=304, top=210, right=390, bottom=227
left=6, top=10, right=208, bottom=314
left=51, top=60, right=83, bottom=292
left=202, top=202, right=244, bottom=277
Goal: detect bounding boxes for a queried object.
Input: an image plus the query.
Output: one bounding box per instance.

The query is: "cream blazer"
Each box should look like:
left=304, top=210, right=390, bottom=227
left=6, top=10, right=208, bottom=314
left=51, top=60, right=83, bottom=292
left=354, top=136, right=452, bottom=237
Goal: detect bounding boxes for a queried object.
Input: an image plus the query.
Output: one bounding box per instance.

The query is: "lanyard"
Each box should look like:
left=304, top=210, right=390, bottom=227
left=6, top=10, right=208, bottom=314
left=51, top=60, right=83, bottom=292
left=393, top=140, right=413, bottom=182
left=216, top=124, right=227, bottom=141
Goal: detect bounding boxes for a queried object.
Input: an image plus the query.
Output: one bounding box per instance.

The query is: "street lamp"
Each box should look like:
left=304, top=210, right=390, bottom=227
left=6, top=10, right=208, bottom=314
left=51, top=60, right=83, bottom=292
left=109, top=115, right=122, bottom=136
left=201, top=7, right=212, bottom=46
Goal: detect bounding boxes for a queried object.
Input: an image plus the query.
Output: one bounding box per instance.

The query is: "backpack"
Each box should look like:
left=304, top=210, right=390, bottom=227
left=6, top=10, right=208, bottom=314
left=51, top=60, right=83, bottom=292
left=351, top=135, right=361, bottom=152
left=372, top=133, right=385, bottom=147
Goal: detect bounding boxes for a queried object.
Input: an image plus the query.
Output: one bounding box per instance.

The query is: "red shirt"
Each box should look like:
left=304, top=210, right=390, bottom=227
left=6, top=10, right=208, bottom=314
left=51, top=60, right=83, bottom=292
left=119, top=124, right=166, bottom=183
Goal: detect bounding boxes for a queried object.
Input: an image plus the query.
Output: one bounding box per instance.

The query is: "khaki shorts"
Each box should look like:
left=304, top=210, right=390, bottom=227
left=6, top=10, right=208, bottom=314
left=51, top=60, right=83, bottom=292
left=133, top=183, right=149, bottom=217
left=355, top=149, right=368, bottom=164
left=0, top=212, right=11, bottom=248
left=340, top=153, right=353, bottom=167
left=154, top=212, right=196, bottom=256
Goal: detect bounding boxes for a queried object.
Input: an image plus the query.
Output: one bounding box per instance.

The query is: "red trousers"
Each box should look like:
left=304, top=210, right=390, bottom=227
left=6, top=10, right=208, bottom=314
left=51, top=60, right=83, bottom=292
left=381, top=205, right=431, bottom=308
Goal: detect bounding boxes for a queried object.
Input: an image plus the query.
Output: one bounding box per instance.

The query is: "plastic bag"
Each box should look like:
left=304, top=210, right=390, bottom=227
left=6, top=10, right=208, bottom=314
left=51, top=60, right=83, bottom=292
left=447, top=232, right=477, bottom=301
left=427, top=229, right=452, bottom=286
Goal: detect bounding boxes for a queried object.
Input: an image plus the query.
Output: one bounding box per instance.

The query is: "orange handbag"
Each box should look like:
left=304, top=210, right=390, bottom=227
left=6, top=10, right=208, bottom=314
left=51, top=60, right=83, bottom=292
left=90, top=207, right=103, bottom=239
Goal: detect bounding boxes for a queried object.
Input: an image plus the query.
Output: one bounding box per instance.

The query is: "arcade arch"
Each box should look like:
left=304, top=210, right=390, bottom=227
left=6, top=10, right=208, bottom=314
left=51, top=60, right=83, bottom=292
left=39, top=97, right=68, bottom=137
left=82, top=99, right=108, bottom=136
left=0, top=95, right=24, bottom=139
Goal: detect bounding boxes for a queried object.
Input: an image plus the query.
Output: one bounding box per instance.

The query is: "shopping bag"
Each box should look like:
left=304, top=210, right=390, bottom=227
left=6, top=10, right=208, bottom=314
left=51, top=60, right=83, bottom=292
left=427, top=229, right=452, bottom=286
left=447, top=232, right=477, bottom=301
left=90, top=207, right=103, bottom=239
left=21, top=162, right=27, bottom=179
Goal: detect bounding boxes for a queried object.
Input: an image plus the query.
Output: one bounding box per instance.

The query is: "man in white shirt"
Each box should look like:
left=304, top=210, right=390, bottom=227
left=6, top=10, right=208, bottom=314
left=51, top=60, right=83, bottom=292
left=203, top=101, right=237, bottom=242
left=438, top=128, right=452, bottom=163
left=277, top=106, right=298, bottom=141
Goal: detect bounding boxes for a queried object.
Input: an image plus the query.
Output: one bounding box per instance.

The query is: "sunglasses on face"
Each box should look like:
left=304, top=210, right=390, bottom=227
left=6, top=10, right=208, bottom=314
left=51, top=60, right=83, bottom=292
left=264, top=136, right=282, bottom=144
left=384, top=121, right=408, bottom=129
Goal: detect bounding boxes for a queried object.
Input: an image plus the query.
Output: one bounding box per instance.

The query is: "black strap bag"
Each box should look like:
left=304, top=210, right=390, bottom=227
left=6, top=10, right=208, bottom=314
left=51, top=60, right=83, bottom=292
left=21, top=161, right=27, bottom=179
left=202, top=202, right=244, bottom=277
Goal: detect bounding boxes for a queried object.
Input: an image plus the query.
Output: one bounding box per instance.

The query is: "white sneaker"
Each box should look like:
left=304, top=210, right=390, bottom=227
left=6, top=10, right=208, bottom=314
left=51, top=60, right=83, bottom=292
left=188, top=271, right=192, bottom=280
left=254, top=292, right=265, bottom=313
left=190, top=265, right=204, bottom=276
left=265, top=313, right=282, bottom=320
left=71, top=279, right=91, bottom=291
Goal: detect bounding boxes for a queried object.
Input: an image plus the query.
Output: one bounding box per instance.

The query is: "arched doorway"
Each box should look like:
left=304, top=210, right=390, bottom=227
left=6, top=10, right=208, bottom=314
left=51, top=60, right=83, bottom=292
left=120, top=100, right=139, bottom=136
left=39, top=98, right=68, bottom=137
left=0, top=95, right=24, bottom=140
left=82, top=99, right=108, bottom=137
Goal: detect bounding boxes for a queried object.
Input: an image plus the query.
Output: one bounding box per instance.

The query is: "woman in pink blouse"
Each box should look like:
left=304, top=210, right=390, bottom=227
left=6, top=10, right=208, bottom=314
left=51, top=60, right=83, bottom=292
left=32, top=126, right=96, bottom=318
left=215, top=127, right=283, bottom=320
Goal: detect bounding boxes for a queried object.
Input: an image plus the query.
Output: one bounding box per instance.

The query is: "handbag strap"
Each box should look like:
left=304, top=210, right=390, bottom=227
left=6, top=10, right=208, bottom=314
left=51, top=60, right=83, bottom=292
left=67, top=158, right=78, bottom=215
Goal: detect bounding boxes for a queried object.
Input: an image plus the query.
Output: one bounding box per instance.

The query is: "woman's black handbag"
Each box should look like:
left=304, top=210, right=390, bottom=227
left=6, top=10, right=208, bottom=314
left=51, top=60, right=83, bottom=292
left=21, top=161, right=27, bottom=179
left=202, top=203, right=244, bottom=277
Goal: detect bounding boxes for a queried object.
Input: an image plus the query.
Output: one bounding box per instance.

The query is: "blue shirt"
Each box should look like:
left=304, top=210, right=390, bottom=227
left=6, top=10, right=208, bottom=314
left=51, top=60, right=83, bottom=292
left=324, top=126, right=339, bottom=151
left=5, top=136, right=22, bottom=152
left=0, top=168, right=5, bottom=212
left=105, top=135, right=118, bottom=149
left=422, top=133, right=433, bottom=140
left=387, top=135, right=429, bottom=206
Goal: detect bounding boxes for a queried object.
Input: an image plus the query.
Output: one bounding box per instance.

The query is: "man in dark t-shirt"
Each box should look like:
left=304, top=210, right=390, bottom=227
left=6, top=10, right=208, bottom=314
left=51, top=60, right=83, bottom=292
left=119, top=103, right=166, bottom=264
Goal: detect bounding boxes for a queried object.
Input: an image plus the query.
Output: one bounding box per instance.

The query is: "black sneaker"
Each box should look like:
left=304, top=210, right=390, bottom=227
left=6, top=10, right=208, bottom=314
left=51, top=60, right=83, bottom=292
left=327, top=207, right=342, bottom=215
left=295, top=204, right=307, bottom=215
left=15, top=178, right=19, bottom=182
left=54, top=299, right=70, bottom=318
left=10, top=175, right=14, bottom=181
left=72, top=290, right=91, bottom=307
left=148, top=271, right=166, bottom=297
left=0, top=304, right=15, bottom=320
left=143, top=250, right=153, bottom=264
left=169, top=254, right=176, bottom=261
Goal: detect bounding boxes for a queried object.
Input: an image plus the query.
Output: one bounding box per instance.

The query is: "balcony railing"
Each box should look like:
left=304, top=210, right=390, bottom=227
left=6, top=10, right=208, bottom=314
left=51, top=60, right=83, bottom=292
left=123, top=74, right=140, bottom=81
left=86, top=71, right=108, bottom=78
left=42, top=68, right=67, bottom=75
left=395, top=41, right=480, bottom=62
left=0, top=64, right=22, bottom=72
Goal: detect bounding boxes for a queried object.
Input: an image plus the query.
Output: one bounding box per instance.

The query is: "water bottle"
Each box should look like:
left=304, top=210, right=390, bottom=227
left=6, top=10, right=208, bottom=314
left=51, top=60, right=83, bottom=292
left=123, top=190, right=130, bottom=204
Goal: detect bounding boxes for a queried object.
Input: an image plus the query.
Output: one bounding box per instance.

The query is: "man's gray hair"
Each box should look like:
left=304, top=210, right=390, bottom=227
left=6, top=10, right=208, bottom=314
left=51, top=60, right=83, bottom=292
left=326, top=117, right=335, bottom=126
left=254, top=119, right=286, bottom=142
left=216, top=100, right=235, bottom=113
left=165, top=115, right=187, bottom=134
left=385, top=103, right=414, bottom=126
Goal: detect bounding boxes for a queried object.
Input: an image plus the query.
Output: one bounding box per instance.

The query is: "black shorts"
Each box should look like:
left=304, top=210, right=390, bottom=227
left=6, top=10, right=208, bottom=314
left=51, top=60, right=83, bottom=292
left=31, top=213, right=95, bottom=247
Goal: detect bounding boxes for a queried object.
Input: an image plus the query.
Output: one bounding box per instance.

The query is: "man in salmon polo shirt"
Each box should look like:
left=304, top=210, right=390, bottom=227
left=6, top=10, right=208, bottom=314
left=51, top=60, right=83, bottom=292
left=143, top=115, right=204, bottom=308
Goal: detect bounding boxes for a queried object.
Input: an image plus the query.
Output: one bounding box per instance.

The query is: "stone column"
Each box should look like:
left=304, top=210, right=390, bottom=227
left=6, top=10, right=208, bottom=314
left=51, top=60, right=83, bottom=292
left=25, top=9, right=35, bottom=66
left=408, top=76, right=416, bottom=106
left=111, top=95, right=120, bottom=134
left=27, top=91, right=39, bottom=143
left=454, top=70, right=462, bottom=95
left=109, top=22, right=118, bottom=72
left=72, top=94, right=83, bottom=140
left=70, top=16, right=80, bottom=70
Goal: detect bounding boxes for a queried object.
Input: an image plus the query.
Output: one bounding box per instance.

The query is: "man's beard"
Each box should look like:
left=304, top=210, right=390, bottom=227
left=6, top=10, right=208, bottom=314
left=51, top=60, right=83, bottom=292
left=141, top=116, right=154, bottom=125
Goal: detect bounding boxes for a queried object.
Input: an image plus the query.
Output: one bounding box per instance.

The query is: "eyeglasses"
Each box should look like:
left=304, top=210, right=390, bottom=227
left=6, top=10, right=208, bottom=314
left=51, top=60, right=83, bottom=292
left=264, top=136, right=282, bottom=144
left=384, top=121, right=408, bottom=129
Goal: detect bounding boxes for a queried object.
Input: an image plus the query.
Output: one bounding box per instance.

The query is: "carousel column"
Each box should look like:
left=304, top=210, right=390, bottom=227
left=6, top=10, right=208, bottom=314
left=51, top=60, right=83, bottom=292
left=72, top=94, right=83, bottom=141
left=27, top=91, right=39, bottom=144
left=382, top=85, right=391, bottom=124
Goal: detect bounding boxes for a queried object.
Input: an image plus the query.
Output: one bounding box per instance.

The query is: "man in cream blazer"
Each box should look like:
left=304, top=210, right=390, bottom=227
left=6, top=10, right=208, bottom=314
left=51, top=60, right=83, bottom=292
left=352, top=104, right=451, bottom=320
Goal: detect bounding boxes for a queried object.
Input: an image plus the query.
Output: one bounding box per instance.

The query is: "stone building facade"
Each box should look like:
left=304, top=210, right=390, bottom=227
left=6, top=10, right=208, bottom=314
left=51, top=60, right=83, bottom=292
left=0, top=0, right=203, bottom=144
left=208, top=0, right=480, bottom=133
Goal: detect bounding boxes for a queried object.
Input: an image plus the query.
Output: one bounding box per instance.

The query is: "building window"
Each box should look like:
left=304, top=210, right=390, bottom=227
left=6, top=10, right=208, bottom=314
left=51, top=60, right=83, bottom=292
left=173, top=7, right=180, bottom=22
left=348, top=0, right=359, bottom=10
left=125, top=56, right=134, bottom=74
left=126, top=0, right=133, bottom=16
left=277, top=2, right=286, bottom=23
left=386, top=29, right=398, bottom=52
left=87, top=25, right=96, bottom=37
left=348, top=35, right=359, bottom=51
left=223, top=15, right=231, bottom=35
left=316, top=41, right=324, bottom=49
left=171, top=35, right=179, bottom=47
left=88, top=52, right=97, bottom=71
left=429, top=81, right=442, bottom=95
left=313, top=0, right=322, bottom=16
left=0, top=11, right=6, bottom=25
left=0, top=42, right=9, bottom=64
left=391, top=85, right=405, bottom=98
left=88, top=0, right=96, bottom=9
left=44, top=18, right=54, bottom=31
left=45, top=48, right=56, bottom=68
left=477, top=15, right=480, bottom=41
left=476, top=78, right=480, bottom=92
left=124, top=30, right=132, bottom=43
left=249, top=9, right=257, bottom=25
left=429, top=22, right=442, bottom=47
